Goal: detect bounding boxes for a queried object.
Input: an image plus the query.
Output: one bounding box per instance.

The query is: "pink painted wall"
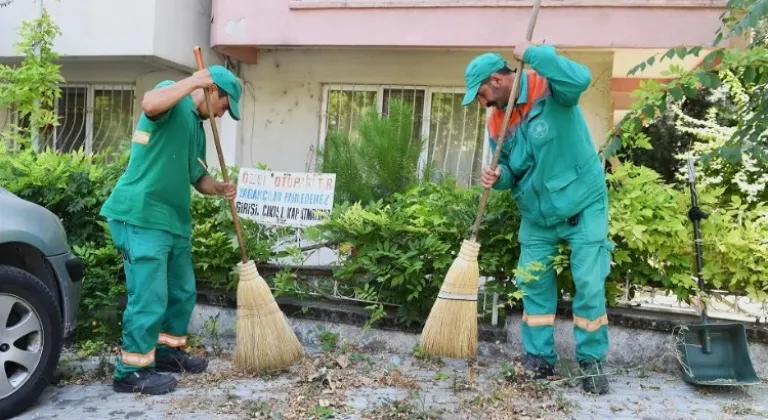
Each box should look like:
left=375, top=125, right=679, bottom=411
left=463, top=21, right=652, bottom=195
left=211, top=0, right=726, bottom=49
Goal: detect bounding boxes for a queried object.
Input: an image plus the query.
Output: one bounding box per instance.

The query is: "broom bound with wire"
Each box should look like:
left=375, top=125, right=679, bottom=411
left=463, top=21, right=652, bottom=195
left=193, top=46, right=304, bottom=373
left=419, top=0, right=543, bottom=359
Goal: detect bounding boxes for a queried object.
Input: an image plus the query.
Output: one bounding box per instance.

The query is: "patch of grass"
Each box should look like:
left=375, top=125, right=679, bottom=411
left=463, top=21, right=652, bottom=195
left=243, top=399, right=282, bottom=419
left=187, top=313, right=226, bottom=357
left=411, top=344, right=426, bottom=359
left=365, top=392, right=443, bottom=420
left=410, top=344, right=444, bottom=370
left=319, top=330, right=340, bottom=352
left=314, top=405, right=335, bottom=419
left=433, top=372, right=449, bottom=381
left=75, top=339, right=107, bottom=359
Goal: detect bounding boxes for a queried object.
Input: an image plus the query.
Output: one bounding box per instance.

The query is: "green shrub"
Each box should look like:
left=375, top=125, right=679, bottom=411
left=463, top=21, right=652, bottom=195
left=189, top=179, right=289, bottom=290
left=2, top=139, right=765, bottom=337
left=607, top=163, right=768, bottom=302
left=308, top=162, right=768, bottom=326
left=305, top=179, right=523, bottom=326
left=0, top=145, right=287, bottom=342
left=0, top=146, right=127, bottom=245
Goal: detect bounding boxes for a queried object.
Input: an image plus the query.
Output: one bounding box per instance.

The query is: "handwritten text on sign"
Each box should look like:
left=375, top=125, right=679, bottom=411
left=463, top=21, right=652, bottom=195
left=235, top=168, right=336, bottom=227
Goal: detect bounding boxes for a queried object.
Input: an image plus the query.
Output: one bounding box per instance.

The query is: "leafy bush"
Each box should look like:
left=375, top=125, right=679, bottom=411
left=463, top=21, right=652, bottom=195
left=607, top=163, right=768, bottom=302
left=0, top=145, right=127, bottom=341
left=189, top=178, right=290, bottom=290
left=0, top=144, right=286, bottom=342
left=308, top=162, right=768, bottom=326
left=2, top=137, right=765, bottom=338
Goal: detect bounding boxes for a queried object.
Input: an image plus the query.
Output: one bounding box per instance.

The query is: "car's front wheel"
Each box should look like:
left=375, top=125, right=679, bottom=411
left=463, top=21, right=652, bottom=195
left=0, top=265, right=63, bottom=420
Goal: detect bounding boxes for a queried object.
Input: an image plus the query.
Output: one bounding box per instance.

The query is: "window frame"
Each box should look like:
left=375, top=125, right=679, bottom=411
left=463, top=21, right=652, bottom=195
left=318, top=84, right=491, bottom=185
left=51, top=83, right=135, bottom=154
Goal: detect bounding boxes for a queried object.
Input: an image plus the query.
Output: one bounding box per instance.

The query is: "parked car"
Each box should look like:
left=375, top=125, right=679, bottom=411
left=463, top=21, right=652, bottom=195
left=0, top=187, right=83, bottom=419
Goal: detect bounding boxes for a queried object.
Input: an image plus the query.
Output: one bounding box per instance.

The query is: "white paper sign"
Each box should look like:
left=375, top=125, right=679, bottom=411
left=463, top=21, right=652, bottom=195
left=235, top=168, right=336, bottom=227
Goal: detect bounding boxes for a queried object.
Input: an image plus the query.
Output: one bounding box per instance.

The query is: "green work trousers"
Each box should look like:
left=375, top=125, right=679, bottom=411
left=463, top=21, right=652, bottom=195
left=107, top=220, right=197, bottom=380
left=515, top=195, right=614, bottom=366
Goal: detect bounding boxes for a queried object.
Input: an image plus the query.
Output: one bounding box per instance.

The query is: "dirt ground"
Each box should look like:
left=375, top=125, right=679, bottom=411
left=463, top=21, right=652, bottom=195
left=15, top=323, right=768, bottom=420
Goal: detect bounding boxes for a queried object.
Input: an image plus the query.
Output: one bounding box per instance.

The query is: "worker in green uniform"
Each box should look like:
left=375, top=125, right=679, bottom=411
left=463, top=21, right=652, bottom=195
left=100, top=65, right=242, bottom=395
left=462, top=43, right=614, bottom=395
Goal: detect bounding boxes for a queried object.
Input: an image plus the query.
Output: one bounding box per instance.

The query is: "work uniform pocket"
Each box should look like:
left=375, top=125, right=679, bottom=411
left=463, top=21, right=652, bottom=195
left=107, top=220, right=130, bottom=263
left=544, top=158, right=605, bottom=220
left=512, top=186, right=540, bottom=222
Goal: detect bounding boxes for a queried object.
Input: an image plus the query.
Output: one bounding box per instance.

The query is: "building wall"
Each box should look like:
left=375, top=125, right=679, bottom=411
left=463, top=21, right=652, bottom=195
left=212, top=0, right=727, bottom=50
left=0, top=0, right=220, bottom=71
left=235, top=48, right=614, bottom=172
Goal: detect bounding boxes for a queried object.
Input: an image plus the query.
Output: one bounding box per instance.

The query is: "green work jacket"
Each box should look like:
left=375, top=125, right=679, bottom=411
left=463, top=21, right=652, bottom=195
left=488, top=44, right=607, bottom=227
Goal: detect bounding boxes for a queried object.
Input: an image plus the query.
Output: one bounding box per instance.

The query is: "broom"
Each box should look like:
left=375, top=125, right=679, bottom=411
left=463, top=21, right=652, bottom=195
left=419, top=0, right=543, bottom=359
left=193, top=47, right=304, bottom=372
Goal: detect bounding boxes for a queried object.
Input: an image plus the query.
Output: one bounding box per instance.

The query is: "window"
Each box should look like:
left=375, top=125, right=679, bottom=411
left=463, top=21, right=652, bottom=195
left=320, top=85, right=489, bottom=188
left=39, top=84, right=136, bottom=154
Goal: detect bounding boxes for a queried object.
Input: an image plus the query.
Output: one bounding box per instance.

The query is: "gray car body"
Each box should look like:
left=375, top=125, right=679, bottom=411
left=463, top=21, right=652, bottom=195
left=0, top=187, right=82, bottom=337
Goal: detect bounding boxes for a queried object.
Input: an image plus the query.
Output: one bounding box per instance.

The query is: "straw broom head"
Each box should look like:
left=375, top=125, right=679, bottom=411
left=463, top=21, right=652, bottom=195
left=191, top=46, right=305, bottom=373
left=234, top=260, right=304, bottom=372
left=419, top=239, right=480, bottom=359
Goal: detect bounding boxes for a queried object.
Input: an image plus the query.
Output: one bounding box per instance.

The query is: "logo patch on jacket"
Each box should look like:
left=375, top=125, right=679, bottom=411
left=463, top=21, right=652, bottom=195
left=132, top=130, right=150, bottom=145
left=530, top=120, right=549, bottom=138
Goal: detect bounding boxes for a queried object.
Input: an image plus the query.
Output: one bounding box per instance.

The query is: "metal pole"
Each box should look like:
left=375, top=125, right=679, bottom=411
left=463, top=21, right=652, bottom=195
left=31, top=0, right=43, bottom=151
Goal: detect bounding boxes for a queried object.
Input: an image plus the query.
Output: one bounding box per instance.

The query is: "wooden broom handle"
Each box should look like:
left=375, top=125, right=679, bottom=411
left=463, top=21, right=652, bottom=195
left=470, top=0, right=543, bottom=241
left=193, top=46, right=249, bottom=263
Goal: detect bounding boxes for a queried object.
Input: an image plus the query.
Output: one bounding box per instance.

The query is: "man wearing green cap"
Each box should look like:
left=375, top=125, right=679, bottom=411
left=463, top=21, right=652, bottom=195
left=100, top=65, right=243, bottom=395
left=463, top=44, right=613, bottom=395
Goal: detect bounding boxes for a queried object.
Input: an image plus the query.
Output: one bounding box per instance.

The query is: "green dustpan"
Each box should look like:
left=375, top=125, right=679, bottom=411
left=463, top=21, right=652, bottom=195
left=674, top=156, right=760, bottom=387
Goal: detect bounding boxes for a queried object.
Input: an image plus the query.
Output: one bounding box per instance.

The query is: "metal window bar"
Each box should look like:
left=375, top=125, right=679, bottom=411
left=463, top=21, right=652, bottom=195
left=318, top=84, right=489, bottom=188
left=45, top=84, right=135, bottom=155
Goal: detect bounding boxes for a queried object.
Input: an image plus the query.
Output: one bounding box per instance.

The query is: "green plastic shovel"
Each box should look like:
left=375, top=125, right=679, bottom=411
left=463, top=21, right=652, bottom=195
left=674, top=155, right=760, bottom=386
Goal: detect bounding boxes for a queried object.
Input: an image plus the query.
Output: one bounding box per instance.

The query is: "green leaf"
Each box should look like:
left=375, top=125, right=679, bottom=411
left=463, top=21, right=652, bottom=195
left=635, top=136, right=653, bottom=150
left=669, top=86, right=685, bottom=100
left=743, top=67, right=756, bottom=84
left=646, top=56, right=656, bottom=66
left=642, top=105, right=656, bottom=120
left=696, top=71, right=721, bottom=89
left=682, top=84, right=698, bottom=98
left=675, top=46, right=688, bottom=59
left=689, top=46, right=702, bottom=57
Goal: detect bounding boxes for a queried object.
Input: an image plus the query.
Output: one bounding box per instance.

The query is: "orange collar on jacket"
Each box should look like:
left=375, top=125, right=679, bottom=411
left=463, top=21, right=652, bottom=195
left=487, top=70, right=550, bottom=139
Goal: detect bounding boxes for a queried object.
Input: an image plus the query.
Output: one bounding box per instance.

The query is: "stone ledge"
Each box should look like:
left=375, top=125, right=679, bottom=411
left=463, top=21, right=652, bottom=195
left=197, top=286, right=768, bottom=345
left=196, top=287, right=508, bottom=344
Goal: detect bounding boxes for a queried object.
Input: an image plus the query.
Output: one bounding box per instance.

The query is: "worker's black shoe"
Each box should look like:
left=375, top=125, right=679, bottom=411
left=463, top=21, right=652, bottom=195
left=520, top=354, right=555, bottom=380
left=579, top=359, right=610, bottom=395
left=155, top=348, right=209, bottom=374
left=113, top=369, right=177, bottom=395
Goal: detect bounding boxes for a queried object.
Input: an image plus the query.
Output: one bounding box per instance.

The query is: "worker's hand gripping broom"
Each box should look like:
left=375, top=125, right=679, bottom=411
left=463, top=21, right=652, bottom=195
left=419, top=0, right=543, bottom=359
left=193, top=47, right=304, bottom=372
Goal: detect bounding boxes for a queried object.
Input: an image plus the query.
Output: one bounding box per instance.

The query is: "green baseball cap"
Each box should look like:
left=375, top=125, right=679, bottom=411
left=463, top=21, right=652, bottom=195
left=462, top=53, right=508, bottom=106
left=209, top=65, right=242, bottom=121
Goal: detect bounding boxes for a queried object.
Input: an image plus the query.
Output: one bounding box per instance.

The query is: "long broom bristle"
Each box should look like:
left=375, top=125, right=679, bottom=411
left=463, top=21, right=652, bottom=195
left=420, top=239, right=480, bottom=359
left=234, top=260, right=304, bottom=372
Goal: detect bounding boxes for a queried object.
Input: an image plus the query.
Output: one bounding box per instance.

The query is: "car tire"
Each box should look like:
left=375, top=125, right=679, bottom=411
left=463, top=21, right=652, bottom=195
left=0, top=264, right=63, bottom=420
